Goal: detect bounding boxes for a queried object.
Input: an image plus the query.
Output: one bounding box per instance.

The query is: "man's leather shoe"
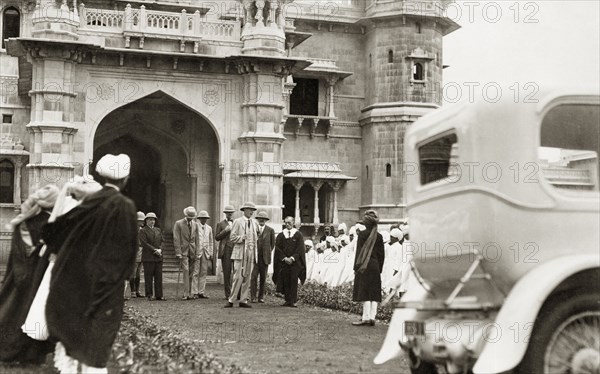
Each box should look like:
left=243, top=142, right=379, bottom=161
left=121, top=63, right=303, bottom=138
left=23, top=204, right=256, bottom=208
left=192, top=294, right=200, bottom=299
left=182, top=296, right=190, bottom=300
left=370, top=320, right=375, bottom=326
left=147, top=296, right=154, bottom=301
left=258, top=299, right=265, bottom=303
left=224, top=302, right=233, bottom=308
left=250, top=298, right=257, bottom=303
left=352, top=320, right=371, bottom=326
left=156, top=297, right=167, bottom=301
left=289, top=303, right=298, bottom=308
left=239, top=303, right=252, bottom=308
left=281, top=302, right=291, bottom=307
left=198, top=294, right=209, bottom=299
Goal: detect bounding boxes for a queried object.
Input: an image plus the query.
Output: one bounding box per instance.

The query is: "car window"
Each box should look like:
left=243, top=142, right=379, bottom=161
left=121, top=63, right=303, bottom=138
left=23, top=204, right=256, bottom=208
left=418, top=133, right=458, bottom=185
left=539, top=104, right=600, bottom=192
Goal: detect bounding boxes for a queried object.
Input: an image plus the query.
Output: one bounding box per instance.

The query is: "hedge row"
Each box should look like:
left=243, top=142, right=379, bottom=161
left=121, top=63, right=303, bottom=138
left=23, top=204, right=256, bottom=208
left=111, top=306, right=244, bottom=374
left=266, top=282, right=395, bottom=322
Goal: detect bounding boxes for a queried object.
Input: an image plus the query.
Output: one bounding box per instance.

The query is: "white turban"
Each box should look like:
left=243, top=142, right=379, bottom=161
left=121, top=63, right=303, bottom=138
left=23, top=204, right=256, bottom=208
left=96, top=153, right=131, bottom=180
left=304, top=240, right=314, bottom=248
left=339, top=234, right=350, bottom=243
left=349, top=226, right=357, bottom=236
left=325, top=236, right=336, bottom=244
left=381, top=231, right=390, bottom=244
left=390, top=228, right=404, bottom=239
left=337, top=223, right=347, bottom=233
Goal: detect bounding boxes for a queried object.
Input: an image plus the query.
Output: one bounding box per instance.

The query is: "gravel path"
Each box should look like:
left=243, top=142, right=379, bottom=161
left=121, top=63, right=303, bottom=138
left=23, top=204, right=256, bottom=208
left=128, top=282, right=410, bottom=374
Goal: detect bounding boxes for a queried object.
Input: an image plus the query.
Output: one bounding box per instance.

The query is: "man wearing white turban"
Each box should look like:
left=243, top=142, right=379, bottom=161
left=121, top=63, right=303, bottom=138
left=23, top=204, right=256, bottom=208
left=43, top=154, right=137, bottom=373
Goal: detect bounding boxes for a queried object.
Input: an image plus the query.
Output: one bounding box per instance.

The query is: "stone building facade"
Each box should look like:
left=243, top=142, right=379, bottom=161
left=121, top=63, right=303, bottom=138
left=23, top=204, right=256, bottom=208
left=0, top=0, right=459, bottom=266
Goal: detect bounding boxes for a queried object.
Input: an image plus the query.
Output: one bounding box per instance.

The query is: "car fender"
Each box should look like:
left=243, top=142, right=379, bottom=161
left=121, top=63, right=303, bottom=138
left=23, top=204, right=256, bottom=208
left=373, top=287, right=434, bottom=365
left=473, top=254, right=600, bottom=374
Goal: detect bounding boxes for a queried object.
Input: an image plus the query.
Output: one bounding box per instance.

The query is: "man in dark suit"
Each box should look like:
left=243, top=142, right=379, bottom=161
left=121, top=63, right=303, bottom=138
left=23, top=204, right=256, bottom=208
left=250, top=211, right=276, bottom=303
left=215, top=205, right=235, bottom=299
left=274, top=216, right=306, bottom=307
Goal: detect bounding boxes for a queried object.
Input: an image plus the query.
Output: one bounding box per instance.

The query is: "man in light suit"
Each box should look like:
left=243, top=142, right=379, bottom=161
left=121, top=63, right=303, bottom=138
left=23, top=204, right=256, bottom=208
left=250, top=211, right=276, bottom=303
left=173, top=206, right=199, bottom=300
left=194, top=210, right=213, bottom=299
left=215, top=205, right=235, bottom=299
left=224, top=202, right=258, bottom=308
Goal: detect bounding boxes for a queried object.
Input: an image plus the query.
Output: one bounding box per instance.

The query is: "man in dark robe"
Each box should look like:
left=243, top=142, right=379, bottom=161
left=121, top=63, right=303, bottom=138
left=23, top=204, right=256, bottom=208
left=0, top=184, right=59, bottom=364
left=352, top=210, right=384, bottom=326
left=274, top=216, right=306, bottom=307
left=43, top=154, right=137, bottom=371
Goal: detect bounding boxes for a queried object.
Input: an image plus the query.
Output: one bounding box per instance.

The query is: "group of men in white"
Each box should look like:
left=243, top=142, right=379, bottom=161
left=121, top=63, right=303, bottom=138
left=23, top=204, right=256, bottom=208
left=303, top=222, right=415, bottom=295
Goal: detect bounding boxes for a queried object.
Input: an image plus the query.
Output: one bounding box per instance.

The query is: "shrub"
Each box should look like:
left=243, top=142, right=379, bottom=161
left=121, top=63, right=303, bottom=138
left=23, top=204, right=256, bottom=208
left=112, top=306, right=244, bottom=373
left=265, top=281, right=394, bottom=322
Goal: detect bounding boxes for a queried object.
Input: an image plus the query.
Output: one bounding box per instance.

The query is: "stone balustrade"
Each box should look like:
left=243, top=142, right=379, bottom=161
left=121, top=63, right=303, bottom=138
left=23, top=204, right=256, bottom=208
left=78, top=3, right=241, bottom=51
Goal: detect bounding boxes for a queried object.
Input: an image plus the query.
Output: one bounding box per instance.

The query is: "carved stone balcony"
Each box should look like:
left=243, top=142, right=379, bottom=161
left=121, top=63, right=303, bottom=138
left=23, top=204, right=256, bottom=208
left=284, top=115, right=336, bottom=138
left=78, top=4, right=241, bottom=53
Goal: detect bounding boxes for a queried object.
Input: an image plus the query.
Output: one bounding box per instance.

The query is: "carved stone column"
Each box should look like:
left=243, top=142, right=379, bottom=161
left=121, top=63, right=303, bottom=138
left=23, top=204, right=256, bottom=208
left=310, top=180, right=324, bottom=224
left=326, top=75, right=339, bottom=118
left=280, top=75, right=296, bottom=133
left=329, top=180, right=343, bottom=225
left=290, top=179, right=304, bottom=223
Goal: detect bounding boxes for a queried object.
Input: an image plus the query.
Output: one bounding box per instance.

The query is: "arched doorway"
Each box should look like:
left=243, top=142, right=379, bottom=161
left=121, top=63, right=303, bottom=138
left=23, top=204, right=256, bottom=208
left=92, top=91, right=220, bottom=272
left=93, top=135, right=163, bottom=219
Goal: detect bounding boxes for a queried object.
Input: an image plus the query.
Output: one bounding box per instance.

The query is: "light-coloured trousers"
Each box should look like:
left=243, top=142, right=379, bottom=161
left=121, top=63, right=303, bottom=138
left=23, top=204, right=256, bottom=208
left=181, top=256, right=193, bottom=297
left=192, top=252, right=209, bottom=295
left=362, top=301, right=378, bottom=321
left=228, top=257, right=254, bottom=304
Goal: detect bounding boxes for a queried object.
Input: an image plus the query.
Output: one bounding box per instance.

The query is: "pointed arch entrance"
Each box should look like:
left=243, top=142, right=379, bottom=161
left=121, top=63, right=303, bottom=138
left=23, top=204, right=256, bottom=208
left=92, top=91, right=220, bottom=272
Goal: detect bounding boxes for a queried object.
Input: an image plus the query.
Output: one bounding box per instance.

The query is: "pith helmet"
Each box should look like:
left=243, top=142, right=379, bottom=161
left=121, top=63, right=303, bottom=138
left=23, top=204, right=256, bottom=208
left=136, top=211, right=145, bottom=221
left=223, top=205, right=235, bottom=213
left=197, top=210, right=210, bottom=219
left=240, top=202, right=257, bottom=211
left=145, top=212, right=158, bottom=220
left=256, top=211, right=269, bottom=221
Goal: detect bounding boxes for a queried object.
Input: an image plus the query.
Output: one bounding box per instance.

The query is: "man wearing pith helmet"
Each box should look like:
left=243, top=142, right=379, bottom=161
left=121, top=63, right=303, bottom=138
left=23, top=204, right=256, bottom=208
left=215, top=205, right=236, bottom=298
left=173, top=206, right=199, bottom=300
left=224, top=202, right=258, bottom=308
left=193, top=210, right=213, bottom=299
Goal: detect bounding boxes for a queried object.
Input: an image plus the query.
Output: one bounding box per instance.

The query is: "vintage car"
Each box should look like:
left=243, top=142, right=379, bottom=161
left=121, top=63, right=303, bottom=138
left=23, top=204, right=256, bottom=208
left=375, top=89, right=599, bottom=373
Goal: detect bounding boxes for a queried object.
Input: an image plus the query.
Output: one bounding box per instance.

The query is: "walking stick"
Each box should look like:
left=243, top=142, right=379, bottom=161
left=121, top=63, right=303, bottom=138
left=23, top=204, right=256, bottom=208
left=176, top=258, right=182, bottom=298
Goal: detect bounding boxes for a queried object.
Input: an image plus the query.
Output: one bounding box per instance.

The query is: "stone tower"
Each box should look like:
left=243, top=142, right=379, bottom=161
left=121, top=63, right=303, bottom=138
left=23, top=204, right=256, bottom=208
left=359, top=0, right=458, bottom=222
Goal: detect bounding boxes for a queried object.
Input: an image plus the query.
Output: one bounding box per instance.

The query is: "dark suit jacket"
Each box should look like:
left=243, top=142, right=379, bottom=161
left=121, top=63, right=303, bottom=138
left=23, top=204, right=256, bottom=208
left=215, top=219, right=233, bottom=259
left=140, top=226, right=164, bottom=262
left=256, top=224, right=275, bottom=265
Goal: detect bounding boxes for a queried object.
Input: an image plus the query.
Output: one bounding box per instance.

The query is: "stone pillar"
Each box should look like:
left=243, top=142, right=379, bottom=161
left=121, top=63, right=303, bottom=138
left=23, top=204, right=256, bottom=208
left=310, top=180, right=324, bottom=224
left=280, top=75, right=296, bottom=133
left=236, top=59, right=289, bottom=226
left=329, top=180, right=343, bottom=225
left=13, top=158, right=23, bottom=205
left=20, top=43, right=84, bottom=191
left=291, top=179, right=303, bottom=223
left=326, top=75, right=339, bottom=118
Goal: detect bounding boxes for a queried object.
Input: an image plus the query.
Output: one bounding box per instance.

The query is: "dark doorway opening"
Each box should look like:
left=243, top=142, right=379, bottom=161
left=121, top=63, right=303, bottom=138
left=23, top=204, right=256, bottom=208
left=92, top=135, right=164, bottom=225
